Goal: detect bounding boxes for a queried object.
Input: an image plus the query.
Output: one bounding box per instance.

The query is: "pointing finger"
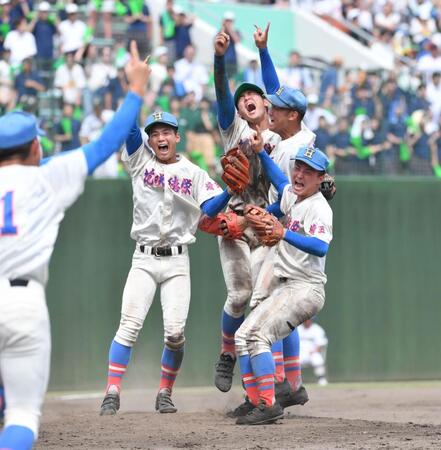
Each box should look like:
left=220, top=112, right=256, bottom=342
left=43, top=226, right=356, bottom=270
left=130, top=40, right=140, bottom=61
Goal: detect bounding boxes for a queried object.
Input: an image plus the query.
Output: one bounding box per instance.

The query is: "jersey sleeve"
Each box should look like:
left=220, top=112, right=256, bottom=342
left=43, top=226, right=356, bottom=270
left=40, top=150, right=88, bottom=211
left=219, top=114, right=248, bottom=152
left=121, top=132, right=153, bottom=177
left=193, top=169, right=224, bottom=206
left=304, top=200, right=333, bottom=244
left=280, top=184, right=296, bottom=215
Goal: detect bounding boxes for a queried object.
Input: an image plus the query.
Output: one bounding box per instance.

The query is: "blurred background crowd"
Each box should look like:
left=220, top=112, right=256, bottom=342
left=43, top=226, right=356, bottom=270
left=0, top=0, right=440, bottom=177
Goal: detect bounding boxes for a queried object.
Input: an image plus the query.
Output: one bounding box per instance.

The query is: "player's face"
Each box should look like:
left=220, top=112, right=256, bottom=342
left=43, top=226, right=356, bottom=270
left=291, top=161, right=324, bottom=200
left=268, top=105, right=296, bottom=135
left=237, top=91, right=267, bottom=124
left=148, top=125, right=180, bottom=164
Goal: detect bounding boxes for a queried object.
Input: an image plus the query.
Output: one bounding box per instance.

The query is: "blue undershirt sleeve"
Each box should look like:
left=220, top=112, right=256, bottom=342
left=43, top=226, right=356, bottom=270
left=214, top=55, right=235, bottom=130
left=125, top=122, right=143, bottom=156
left=82, top=91, right=143, bottom=175
left=266, top=201, right=283, bottom=218
left=257, top=150, right=289, bottom=196
left=283, top=230, right=329, bottom=257
left=200, top=189, right=231, bottom=217
left=259, top=47, right=280, bottom=94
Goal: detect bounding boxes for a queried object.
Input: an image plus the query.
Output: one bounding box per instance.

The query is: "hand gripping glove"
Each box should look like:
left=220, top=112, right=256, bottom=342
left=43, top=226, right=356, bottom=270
left=220, top=147, right=250, bottom=194
left=244, top=204, right=284, bottom=247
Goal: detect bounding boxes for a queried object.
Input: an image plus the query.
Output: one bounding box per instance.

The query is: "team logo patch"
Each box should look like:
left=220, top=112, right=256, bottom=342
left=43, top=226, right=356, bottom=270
left=276, top=86, right=284, bottom=96
left=153, top=112, right=163, bottom=121
left=304, top=147, right=315, bottom=159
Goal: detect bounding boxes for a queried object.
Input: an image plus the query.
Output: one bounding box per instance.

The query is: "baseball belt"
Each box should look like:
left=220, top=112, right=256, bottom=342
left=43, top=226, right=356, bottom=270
left=139, top=245, right=183, bottom=257
left=9, top=279, right=29, bottom=287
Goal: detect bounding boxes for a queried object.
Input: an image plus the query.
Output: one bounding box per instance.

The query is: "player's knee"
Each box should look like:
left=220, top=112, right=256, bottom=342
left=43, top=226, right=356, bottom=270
left=234, top=326, right=248, bottom=356
left=164, top=332, right=185, bottom=350
left=245, top=329, right=272, bottom=357
left=115, top=314, right=144, bottom=345
left=224, top=290, right=251, bottom=317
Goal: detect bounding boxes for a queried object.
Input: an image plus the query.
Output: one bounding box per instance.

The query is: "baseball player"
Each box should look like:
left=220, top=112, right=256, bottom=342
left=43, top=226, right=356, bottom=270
left=99, top=109, right=233, bottom=416
left=0, top=41, right=149, bottom=450
left=234, top=130, right=333, bottom=425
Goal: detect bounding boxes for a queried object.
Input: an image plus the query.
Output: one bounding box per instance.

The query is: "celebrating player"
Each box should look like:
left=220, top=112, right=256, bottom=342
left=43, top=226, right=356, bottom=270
left=99, top=110, right=234, bottom=415
left=0, top=41, right=149, bottom=450
left=234, top=129, right=333, bottom=425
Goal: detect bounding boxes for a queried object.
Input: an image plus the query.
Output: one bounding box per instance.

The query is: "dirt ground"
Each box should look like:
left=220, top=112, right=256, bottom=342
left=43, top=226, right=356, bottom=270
left=35, top=382, right=441, bottom=450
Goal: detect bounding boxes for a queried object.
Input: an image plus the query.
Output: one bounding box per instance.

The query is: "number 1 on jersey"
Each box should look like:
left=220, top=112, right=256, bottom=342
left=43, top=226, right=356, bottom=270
left=1, top=191, right=18, bottom=235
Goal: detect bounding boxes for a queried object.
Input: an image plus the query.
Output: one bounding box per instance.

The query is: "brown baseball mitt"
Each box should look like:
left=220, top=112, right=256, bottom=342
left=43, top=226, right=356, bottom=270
left=244, top=204, right=284, bottom=247
left=220, top=147, right=250, bottom=194
left=320, top=173, right=336, bottom=201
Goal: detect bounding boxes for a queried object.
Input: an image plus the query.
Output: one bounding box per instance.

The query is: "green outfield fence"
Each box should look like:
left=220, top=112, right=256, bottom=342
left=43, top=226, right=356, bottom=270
left=47, top=178, right=441, bottom=391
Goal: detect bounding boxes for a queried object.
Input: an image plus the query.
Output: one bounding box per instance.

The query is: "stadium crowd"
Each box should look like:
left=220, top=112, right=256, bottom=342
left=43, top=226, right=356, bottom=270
left=0, top=0, right=440, bottom=177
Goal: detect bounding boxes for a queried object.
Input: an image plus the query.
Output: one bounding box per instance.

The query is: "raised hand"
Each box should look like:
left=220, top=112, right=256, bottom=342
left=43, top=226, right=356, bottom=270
left=125, top=40, right=151, bottom=97
left=214, top=28, right=230, bottom=56
left=250, top=125, right=264, bottom=153
left=253, top=22, right=270, bottom=49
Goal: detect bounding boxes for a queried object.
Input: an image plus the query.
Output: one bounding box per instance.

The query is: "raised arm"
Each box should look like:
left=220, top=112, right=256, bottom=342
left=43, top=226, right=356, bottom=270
left=254, top=23, right=280, bottom=94
left=200, top=188, right=232, bottom=217
left=214, top=30, right=235, bottom=130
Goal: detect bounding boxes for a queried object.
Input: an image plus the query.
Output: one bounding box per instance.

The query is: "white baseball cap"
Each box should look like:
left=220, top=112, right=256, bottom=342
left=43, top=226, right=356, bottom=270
left=65, top=3, right=79, bottom=14
left=223, top=11, right=235, bottom=20
left=153, top=46, right=168, bottom=58
left=38, top=1, right=51, bottom=12
left=0, top=0, right=11, bottom=5
left=174, top=5, right=185, bottom=14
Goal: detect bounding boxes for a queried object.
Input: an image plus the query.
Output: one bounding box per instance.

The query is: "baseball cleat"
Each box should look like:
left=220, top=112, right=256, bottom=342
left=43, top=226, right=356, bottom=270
left=235, top=400, right=284, bottom=425
left=100, top=391, right=120, bottom=416
left=226, top=397, right=254, bottom=418
left=275, top=379, right=309, bottom=409
left=214, top=352, right=236, bottom=392
left=155, top=389, right=177, bottom=413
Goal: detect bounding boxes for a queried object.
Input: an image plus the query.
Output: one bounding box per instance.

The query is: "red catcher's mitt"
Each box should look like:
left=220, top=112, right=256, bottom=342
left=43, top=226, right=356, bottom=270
left=320, top=173, right=336, bottom=201
left=244, top=204, right=284, bottom=247
left=220, top=147, right=250, bottom=194
left=198, top=212, right=245, bottom=240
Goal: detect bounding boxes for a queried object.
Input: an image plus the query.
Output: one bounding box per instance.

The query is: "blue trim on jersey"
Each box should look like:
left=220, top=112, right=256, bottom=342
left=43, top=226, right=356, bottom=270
left=82, top=91, right=143, bottom=174
left=259, top=47, right=280, bottom=94
left=214, top=55, right=235, bottom=130
left=251, top=352, right=275, bottom=378
left=283, top=329, right=300, bottom=358
left=162, top=347, right=184, bottom=370
left=0, top=425, right=35, bottom=450
left=126, top=121, right=143, bottom=156
left=222, top=310, right=245, bottom=336
left=266, top=201, right=283, bottom=218
left=284, top=230, right=329, bottom=257
left=257, top=150, right=289, bottom=196
left=200, top=189, right=231, bottom=217
left=109, top=340, right=132, bottom=366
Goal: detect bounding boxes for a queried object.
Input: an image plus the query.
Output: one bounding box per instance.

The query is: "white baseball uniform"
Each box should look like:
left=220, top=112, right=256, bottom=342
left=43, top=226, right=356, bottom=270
left=236, top=185, right=333, bottom=357
left=298, top=322, right=328, bottom=382
left=114, top=140, right=223, bottom=348
left=0, top=152, right=88, bottom=437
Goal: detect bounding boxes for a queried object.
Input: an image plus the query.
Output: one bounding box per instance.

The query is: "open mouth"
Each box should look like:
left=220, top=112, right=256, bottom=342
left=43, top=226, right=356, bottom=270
left=294, top=180, right=304, bottom=189
left=158, top=144, right=169, bottom=152
left=246, top=103, right=256, bottom=113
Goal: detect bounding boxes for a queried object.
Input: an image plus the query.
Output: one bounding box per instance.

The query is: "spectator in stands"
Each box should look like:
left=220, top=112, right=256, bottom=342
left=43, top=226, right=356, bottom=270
left=53, top=101, right=82, bottom=152
left=221, top=11, right=241, bottom=77
left=417, top=43, right=441, bottom=82
left=304, top=93, right=336, bottom=131
left=8, top=0, right=31, bottom=26
left=362, top=117, right=390, bottom=174
left=429, top=115, right=441, bottom=175
left=0, top=0, right=12, bottom=53
left=241, top=56, right=265, bottom=90
left=427, top=72, right=441, bottom=123
left=159, top=0, right=177, bottom=62
left=105, top=65, right=129, bottom=110
left=14, top=58, right=45, bottom=105
left=0, top=48, right=13, bottom=113
left=174, top=6, right=194, bottom=60
left=410, top=9, right=437, bottom=45
left=58, top=3, right=88, bottom=57
left=54, top=51, right=86, bottom=106
left=278, top=50, right=313, bottom=94
left=351, top=84, right=376, bottom=118
left=330, top=117, right=358, bottom=174
left=87, top=0, right=114, bottom=40
left=149, top=46, right=168, bottom=94
left=379, top=77, right=404, bottom=121
left=319, top=56, right=342, bottom=107
left=408, top=83, right=430, bottom=114
left=29, top=1, right=57, bottom=79
left=124, top=0, right=152, bottom=58
left=174, top=44, right=209, bottom=102
left=313, top=115, right=333, bottom=158
left=158, top=64, right=186, bottom=100
left=298, top=319, right=328, bottom=386
left=385, top=100, right=408, bottom=174
left=3, top=16, right=36, bottom=66
left=79, top=97, right=105, bottom=145
left=374, top=2, right=401, bottom=34
left=408, top=111, right=434, bottom=175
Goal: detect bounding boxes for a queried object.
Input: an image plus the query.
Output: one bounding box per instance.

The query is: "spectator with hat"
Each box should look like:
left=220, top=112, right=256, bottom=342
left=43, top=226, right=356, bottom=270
left=3, top=16, right=36, bottom=66
left=174, top=6, right=194, bottom=60
left=58, top=3, right=88, bottom=56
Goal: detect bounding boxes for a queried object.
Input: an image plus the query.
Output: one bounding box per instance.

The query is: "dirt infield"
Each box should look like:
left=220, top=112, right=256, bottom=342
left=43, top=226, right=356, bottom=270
left=36, top=382, right=441, bottom=449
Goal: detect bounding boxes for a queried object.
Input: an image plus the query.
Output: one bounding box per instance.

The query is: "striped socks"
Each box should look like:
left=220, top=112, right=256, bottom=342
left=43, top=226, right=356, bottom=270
left=251, top=352, right=276, bottom=406
left=271, top=341, right=285, bottom=383
left=159, top=347, right=184, bottom=392
left=283, top=329, right=302, bottom=391
left=221, top=310, right=244, bottom=355
left=239, top=354, right=259, bottom=406
left=106, top=340, right=132, bottom=393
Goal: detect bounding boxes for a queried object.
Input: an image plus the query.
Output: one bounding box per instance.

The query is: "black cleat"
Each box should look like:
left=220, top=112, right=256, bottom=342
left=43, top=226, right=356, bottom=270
left=100, top=391, right=120, bottom=416
left=236, top=400, right=284, bottom=425
left=155, top=389, right=177, bottom=413
left=275, top=379, right=309, bottom=409
left=226, top=397, right=254, bottom=418
left=214, top=353, right=236, bottom=392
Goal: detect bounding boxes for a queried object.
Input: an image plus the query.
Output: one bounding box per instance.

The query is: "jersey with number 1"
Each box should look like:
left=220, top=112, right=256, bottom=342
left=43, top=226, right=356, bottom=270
left=0, top=152, right=88, bottom=285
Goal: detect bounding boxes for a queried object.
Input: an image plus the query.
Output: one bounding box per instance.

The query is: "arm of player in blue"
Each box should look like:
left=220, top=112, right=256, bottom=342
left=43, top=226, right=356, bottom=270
left=256, top=149, right=289, bottom=196
left=82, top=91, right=143, bottom=174
left=260, top=47, right=280, bottom=94
left=125, top=120, right=143, bottom=156
left=214, top=55, right=235, bottom=130
left=200, top=189, right=231, bottom=217
left=283, top=230, right=329, bottom=257
left=266, top=201, right=283, bottom=218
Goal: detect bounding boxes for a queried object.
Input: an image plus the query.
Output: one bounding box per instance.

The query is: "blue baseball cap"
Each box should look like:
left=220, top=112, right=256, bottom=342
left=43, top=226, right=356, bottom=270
left=144, top=111, right=178, bottom=134
left=265, top=86, right=307, bottom=115
left=0, top=111, right=45, bottom=150
left=293, top=146, right=329, bottom=172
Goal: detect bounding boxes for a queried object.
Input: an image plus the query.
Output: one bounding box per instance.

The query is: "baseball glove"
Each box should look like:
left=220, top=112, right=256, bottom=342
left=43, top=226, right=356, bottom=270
left=244, top=205, right=284, bottom=247
left=220, top=147, right=250, bottom=194
left=198, top=212, right=245, bottom=240
left=320, top=174, right=336, bottom=201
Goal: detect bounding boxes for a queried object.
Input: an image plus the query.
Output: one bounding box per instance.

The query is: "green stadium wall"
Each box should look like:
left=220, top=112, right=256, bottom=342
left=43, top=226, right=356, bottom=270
left=47, top=178, right=441, bottom=391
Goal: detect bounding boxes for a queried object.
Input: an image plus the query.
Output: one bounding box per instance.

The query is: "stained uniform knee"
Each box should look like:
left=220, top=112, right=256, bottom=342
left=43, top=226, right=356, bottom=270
left=224, top=286, right=252, bottom=317
left=244, top=327, right=272, bottom=357
left=164, top=332, right=185, bottom=350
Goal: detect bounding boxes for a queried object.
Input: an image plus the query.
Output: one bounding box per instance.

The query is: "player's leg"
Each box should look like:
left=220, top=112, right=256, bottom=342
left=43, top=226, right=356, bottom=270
left=100, top=252, right=158, bottom=415
left=215, top=237, right=253, bottom=392
left=157, top=250, right=191, bottom=413
left=0, top=282, right=50, bottom=449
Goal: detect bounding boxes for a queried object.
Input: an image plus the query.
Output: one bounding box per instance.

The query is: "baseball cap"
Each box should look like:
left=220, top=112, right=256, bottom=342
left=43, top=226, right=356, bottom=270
left=144, top=111, right=178, bottom=134
left=0, top=111, right=45, bottom=150
left=265, top=86, right=307, bottom=115
left=223, top=11, right=235, bottom=20
left=65, top=3, right=79, bottom=14
left=38, top=1, right=51, bottom=12
left=292, top=146, right=329, bottom=172
left=233, top=82, right=265, bottom=107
